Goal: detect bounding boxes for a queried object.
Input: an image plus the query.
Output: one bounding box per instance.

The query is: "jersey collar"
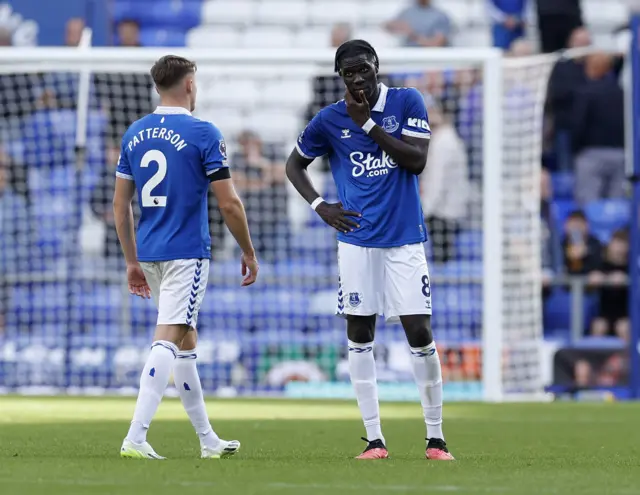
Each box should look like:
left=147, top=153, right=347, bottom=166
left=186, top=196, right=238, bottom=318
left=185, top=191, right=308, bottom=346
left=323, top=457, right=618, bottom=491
left=154, top=106, right=192, bottom=116
left=371, top=83, right=389, bottom=113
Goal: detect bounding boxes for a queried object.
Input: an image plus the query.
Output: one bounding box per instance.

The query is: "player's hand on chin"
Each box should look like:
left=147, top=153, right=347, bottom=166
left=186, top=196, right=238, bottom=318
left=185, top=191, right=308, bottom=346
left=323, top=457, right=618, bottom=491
left=315, top=201, right=361, bottom=234
left=345, top=89, right=371, bottom=127
left=241, top=251, right=259, bottom=287
left=126, top=263, right=151, bottom=299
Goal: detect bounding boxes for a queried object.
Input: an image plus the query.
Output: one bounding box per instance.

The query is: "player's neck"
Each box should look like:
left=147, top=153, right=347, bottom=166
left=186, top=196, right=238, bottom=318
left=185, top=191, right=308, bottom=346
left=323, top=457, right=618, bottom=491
left=158, top=98, right=191, bottom=113
left=367, top=85, right=381, bottom=109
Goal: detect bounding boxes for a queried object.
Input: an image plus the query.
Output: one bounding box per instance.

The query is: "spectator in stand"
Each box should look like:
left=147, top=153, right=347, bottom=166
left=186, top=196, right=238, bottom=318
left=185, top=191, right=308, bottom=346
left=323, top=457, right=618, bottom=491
left=546, top=27, right=592, bottom=171
left=562, top=210, right=601, bottom=276
left=420, top=102, right=469, bottom=264
left=385, top=0, right=452, bottom=48
left=231, top=130, right=289, bottom=260
left=117, top=19, right=142, bottom=47
left=65, top=18, right=85, bottom=47
left=535, top=0, right=583, bottom=53
left=572, top=53, right=626, bottom=206
left=588, top=229, right=629, bottom=341
left=488, top=0, right=527, bottom=50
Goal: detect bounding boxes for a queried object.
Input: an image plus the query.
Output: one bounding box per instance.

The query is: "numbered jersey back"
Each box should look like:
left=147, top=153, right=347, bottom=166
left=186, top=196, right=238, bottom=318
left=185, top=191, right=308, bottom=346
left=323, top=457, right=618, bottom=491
left=115, top=107, right=228, bottom=262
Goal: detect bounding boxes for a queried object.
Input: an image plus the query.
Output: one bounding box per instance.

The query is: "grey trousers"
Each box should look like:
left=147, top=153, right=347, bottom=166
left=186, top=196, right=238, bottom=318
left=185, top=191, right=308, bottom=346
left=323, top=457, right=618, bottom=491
left=574, top=147, right=626, bottom=206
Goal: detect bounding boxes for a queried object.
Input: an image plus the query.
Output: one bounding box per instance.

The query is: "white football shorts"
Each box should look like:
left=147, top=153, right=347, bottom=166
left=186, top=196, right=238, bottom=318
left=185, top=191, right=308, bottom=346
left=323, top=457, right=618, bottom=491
left=140, top=258, right=209, bottom=329
left=336, top=241, right=432, bottom=322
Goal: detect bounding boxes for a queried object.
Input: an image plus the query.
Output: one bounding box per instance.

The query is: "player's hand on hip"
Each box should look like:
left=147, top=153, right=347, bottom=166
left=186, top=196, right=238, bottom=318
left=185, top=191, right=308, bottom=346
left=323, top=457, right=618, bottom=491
left=316, top=201, right=361, bottom=234
left=241, top=252, right=259, bottom=287
left=126, top=263, right=151, bottom=299
left=345, top=89, right=371, bottom=127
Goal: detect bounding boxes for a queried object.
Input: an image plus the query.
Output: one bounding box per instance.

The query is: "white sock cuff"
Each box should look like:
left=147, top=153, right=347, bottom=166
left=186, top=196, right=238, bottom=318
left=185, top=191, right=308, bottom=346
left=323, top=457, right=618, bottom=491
left=410, top=342, right=437, bottom=357
left=348, top=340, right=374, bottom=353
left=151, top=340, right=179, bottom=357
left=176, top=349, right=197, bottom=361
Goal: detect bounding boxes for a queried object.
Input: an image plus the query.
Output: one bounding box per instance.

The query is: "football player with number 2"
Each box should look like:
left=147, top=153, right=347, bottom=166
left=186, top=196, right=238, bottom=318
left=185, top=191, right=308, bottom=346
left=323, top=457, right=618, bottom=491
left=113, top=55, right=258, bottom=460
left=286, top=40, right=453, bottom=460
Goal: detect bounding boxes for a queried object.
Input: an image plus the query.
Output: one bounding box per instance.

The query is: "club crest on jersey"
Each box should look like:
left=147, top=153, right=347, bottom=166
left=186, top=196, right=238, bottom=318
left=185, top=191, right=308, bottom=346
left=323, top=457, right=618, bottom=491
left=219, top=140, right=227, bottom=159
left=348, top=292, right=362, bottom=308
left=382, top=116, right=399, bottom=133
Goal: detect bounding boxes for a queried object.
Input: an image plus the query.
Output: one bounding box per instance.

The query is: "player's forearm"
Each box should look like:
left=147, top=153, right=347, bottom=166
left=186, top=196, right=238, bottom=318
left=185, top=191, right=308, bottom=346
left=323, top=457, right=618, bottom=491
left=368, top=127, right=427, bottom=174
left=113, top=203, right=138, bottom=265
left=285, top=158, right=322, bottom=204
left=219, top=199, right=255, bottom=255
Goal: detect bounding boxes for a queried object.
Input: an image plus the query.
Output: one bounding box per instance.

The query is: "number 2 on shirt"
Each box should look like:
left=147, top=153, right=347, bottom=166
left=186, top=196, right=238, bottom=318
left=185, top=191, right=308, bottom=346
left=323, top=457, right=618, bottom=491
left=140, top=149, right=167, bottom=207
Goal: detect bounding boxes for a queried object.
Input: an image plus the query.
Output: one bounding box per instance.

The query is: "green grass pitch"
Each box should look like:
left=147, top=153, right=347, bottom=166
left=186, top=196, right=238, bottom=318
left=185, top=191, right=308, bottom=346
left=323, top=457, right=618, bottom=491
left=0, top=397, right=639, bottom=495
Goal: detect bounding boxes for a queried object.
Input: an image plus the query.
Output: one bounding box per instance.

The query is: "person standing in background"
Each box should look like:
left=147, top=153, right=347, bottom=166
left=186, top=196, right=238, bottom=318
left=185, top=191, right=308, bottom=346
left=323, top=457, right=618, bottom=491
left=488, top=0, right=527, bottom=50
left=572, top=53, right=626, bottom=205
left=385, top=0, right=452, bottom=48
left=420, top=103, right=469, bottom=264
left=535, top=0, right=583, bottom=53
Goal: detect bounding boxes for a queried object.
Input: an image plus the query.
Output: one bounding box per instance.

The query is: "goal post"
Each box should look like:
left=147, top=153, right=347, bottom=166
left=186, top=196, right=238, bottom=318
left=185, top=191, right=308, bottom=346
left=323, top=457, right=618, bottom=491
left=0, top=46, right=550, bottom=401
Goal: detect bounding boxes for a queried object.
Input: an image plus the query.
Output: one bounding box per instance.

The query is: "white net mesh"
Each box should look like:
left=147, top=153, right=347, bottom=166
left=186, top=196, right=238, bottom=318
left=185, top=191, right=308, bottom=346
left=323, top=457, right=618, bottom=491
left=0, top=49, right=549, bottom=399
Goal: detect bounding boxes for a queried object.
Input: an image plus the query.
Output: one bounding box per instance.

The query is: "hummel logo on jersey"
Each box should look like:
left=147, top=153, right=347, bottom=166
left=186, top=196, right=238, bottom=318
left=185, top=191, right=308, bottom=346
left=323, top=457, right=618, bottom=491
left=341, top=129, right=351, bottom=139
left=350, top=150, right=398, bottom=178
left=407, top=118, right=430, bottom=131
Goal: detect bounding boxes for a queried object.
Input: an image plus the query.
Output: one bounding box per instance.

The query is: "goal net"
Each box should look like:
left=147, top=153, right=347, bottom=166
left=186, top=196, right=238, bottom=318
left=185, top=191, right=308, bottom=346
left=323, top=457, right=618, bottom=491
left=0, top=47, right=553, bottom=400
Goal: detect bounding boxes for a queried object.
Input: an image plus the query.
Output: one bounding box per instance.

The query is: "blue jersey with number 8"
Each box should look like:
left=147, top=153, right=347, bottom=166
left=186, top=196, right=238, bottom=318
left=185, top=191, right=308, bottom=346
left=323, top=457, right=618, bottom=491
left=115, top=106, right=228, bottom=262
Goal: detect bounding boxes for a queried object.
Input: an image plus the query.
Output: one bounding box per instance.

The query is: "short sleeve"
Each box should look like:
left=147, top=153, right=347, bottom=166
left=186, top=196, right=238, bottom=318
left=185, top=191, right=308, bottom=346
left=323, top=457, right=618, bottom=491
left=296, top=112, right=330, bottom=159
left=401, top=88, right=431, bottom=140
left=115, top=137, right=133, bottom=180
left=201, top=122, right=229, bottom=176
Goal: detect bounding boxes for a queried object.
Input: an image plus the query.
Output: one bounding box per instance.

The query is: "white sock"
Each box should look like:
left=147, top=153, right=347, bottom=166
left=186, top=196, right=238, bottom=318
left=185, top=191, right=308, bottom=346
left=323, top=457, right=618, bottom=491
left=348, top=340, right=384, bottom=444
left=174, top=349, right=219, bottom=449
left=126, top=340, right=178, bottom=444
left=410, top=342, right=444, bottom=441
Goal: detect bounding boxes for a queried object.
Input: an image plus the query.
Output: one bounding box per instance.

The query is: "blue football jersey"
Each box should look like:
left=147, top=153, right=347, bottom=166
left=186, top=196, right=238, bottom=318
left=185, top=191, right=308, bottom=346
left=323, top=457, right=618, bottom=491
left=115, top=106, right=228, bottom=262
left=296, top=84, right=430, bottom=248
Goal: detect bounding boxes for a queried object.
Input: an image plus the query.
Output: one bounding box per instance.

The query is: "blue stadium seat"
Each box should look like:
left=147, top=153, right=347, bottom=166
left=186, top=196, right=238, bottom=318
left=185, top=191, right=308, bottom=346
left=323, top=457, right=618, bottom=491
left=113, top=1, right=202, bottom=30
left=454, top=230, right=482, bottom=261
left=543, top=289, right=599, bottom=338
left=432, top=260, right=482, bottom=280
left=551, top=199, right=577, bottom=234
left=584, top=199, right=630, bottom=242
left=551, top=171, right=574, bottom=199
left=140, top=28, right=187, bottom=47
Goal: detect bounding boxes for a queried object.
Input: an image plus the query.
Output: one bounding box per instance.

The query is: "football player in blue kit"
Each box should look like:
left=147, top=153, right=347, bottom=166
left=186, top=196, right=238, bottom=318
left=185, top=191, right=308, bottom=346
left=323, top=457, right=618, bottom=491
left=286, top=40, right=454, bottom=460
left=113, top=55, right=258, bottom=459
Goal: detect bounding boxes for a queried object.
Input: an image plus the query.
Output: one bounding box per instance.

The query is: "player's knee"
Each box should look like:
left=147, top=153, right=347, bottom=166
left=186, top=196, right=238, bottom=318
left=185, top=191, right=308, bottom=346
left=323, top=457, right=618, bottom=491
left=401, top=315, right=433, bottom=348
left=346, top=314, right=376, bottom=343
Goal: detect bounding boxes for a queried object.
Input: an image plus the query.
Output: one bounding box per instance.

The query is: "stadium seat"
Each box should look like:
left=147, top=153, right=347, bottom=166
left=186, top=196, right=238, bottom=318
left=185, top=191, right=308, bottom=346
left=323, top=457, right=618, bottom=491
left=196, top=105, right=246, bottom=138
left=353, top=28, right=401, bottom=48
left=294, top=27, right=332, bottom=48
left=206, top=78, right=260, bottom=109
left=140, top=28, right=186, bottom=47
left=186, top=26, right=241, bottom=48
left=434, top=0, right=473, bottom=29
left=453, top=28, right=491, bottom=47
left=307, top=1, right=360, bottom=25
left=248, top=108, right=301, bottom=141
left=552, top=199, right=577, bottom=235
left=583, top=0, right=629, bottom=28
left=260, top=79, right=312, bottom=108
left=256, top=1, right=309, bottom=26
left=359, top=2, right=406, bottom=26
left=201, top=0, right=256, bottom=25
left=543, top=289, right=600, bottom=338
left=454, top=230, right=482, bottom=261
left=584, top=199, right=630, bottom=240
left=113, top=1, right=202, bottom=29
left=551, top=172, right=574, bottom=200
left=242, top=27, right=295, bottom=48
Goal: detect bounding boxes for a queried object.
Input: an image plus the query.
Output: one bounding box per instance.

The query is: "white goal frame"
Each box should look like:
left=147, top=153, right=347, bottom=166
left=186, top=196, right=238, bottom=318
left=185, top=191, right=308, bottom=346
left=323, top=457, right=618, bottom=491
left=0, top=46, right=514, bottom=401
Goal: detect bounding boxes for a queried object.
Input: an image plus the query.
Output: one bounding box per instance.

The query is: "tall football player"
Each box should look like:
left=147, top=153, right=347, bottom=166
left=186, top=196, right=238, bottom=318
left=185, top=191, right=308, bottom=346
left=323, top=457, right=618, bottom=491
left=113, top=55, right=258, bottom=459
left=286, top=40, right=454, bottom=461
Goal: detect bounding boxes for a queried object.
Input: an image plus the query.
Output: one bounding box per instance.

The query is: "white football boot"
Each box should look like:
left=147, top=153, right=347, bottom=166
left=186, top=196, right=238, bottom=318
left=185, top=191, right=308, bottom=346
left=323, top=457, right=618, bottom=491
left=201, top=439, right=241, bottom=459
left=120, top=438, right=166, bottom=459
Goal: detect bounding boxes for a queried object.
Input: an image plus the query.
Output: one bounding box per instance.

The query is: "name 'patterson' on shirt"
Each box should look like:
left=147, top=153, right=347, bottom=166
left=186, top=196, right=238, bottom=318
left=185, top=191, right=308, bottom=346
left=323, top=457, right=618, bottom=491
left=126, top=127, right=188, bottom=152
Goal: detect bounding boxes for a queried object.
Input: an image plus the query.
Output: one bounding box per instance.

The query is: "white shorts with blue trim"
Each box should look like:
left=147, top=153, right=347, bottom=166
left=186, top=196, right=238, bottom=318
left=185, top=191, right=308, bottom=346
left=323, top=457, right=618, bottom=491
left=336, top=242, right=432, bottom=323
left=140, top=258, right=209, bottom=329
